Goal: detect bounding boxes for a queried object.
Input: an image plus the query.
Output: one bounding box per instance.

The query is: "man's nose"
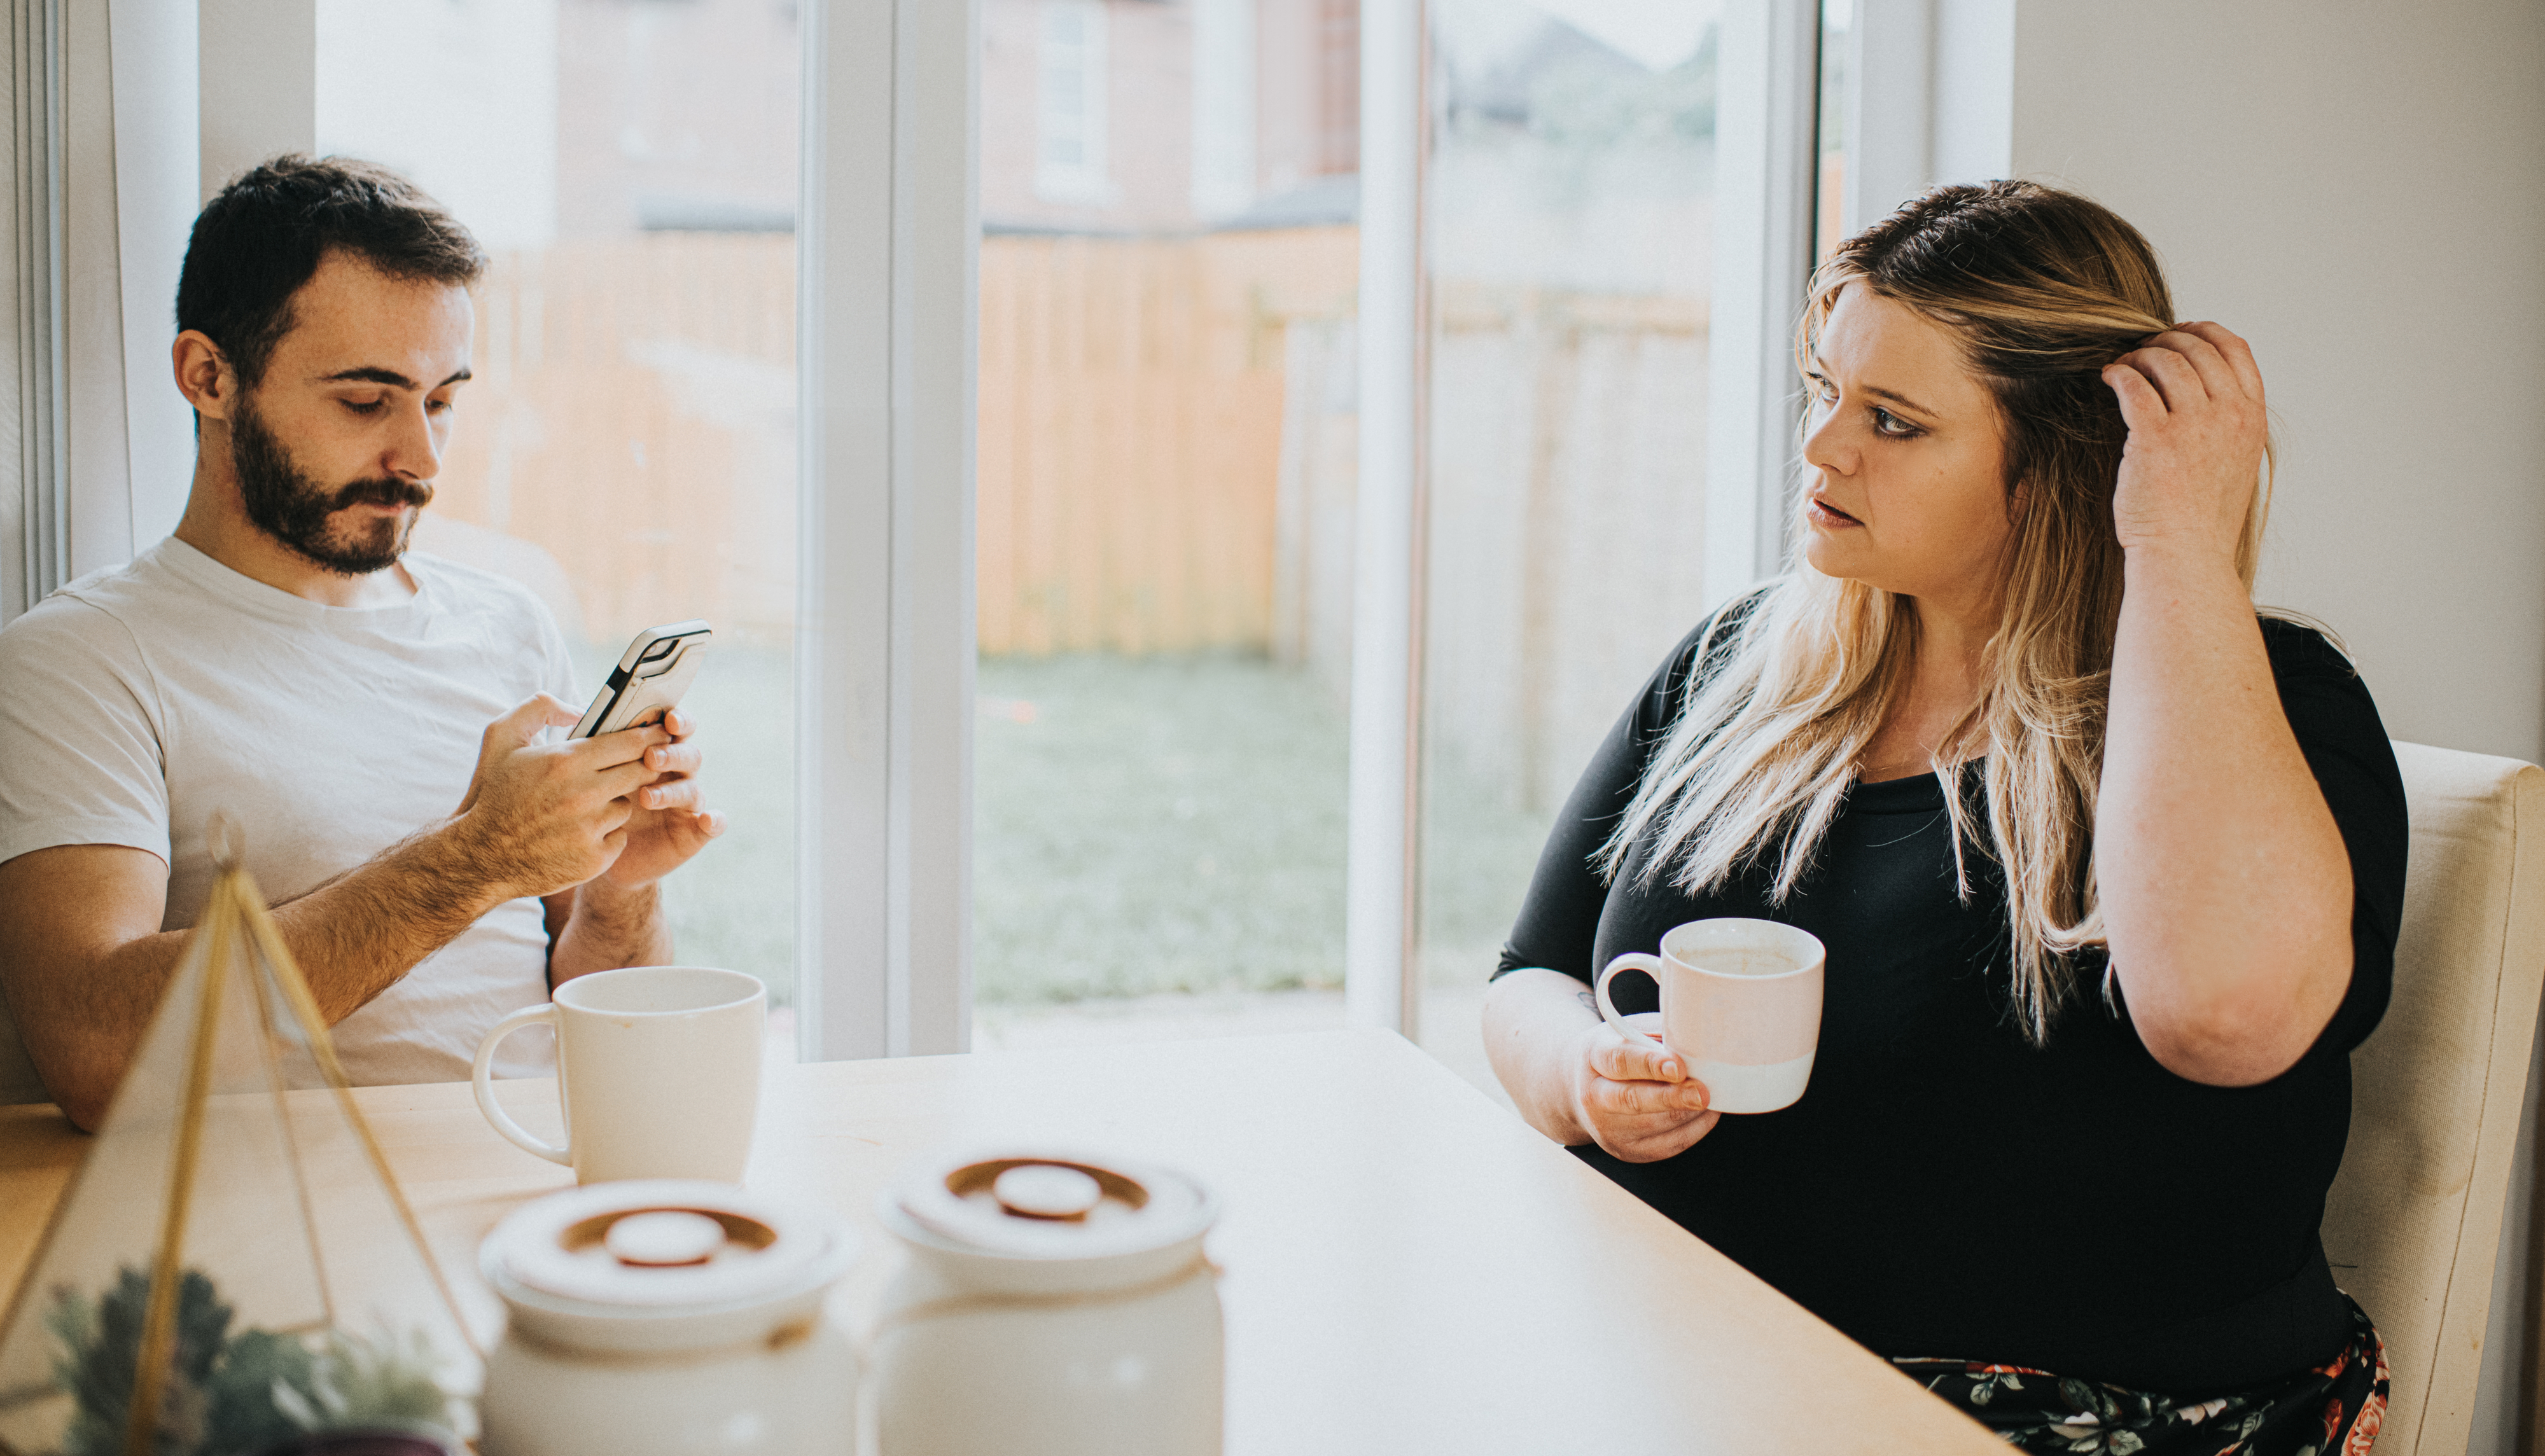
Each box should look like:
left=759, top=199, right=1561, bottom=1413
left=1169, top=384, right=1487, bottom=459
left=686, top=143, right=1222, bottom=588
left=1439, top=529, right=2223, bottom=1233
left=382, top=398, right=443, bottom=481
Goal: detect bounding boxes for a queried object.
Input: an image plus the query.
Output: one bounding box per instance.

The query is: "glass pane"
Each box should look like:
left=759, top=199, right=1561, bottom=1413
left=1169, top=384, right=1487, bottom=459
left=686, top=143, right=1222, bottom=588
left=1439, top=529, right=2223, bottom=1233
left=973, top=0, right=1359, bottom=1050
left=315, top=1, right=804, bottom=1036
left=1818, top=0, right=1852, bottom=259
left=1416, top=0, right=1722, bottom=1102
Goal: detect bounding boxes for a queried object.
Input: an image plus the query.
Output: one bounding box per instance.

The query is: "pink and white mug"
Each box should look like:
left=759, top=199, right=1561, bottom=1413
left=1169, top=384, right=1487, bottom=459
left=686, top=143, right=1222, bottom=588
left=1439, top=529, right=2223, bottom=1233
left=1596, top=919, right=1825, bottom=1114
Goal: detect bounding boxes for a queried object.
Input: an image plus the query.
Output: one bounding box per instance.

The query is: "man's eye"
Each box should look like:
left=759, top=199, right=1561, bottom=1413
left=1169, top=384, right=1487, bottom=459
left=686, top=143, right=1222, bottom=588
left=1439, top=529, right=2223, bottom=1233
left=342, top=398, right=386, bottom=415
left=427, top=396, right=454, bottom=415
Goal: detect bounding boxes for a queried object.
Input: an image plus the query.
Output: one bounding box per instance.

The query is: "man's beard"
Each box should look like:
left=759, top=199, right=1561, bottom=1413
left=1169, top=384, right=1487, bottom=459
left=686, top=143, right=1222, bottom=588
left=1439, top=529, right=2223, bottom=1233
left=231, top=396, right=433, bottom=576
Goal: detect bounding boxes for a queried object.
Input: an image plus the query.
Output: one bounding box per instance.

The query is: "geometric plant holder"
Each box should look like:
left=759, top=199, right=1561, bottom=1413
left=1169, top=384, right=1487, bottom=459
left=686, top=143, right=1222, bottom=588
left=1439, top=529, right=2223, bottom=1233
left=0, top=819, right=482, bottom=1455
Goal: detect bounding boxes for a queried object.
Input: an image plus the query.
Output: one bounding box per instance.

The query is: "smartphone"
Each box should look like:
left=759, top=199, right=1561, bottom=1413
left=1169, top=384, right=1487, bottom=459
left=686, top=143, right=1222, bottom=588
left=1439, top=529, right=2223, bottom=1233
left=573, top=620, right=713, bottom=739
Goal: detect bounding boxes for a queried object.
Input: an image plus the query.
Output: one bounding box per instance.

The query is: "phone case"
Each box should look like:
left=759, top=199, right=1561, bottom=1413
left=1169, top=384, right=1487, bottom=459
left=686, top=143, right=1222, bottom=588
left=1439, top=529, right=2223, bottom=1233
left=573, top=620, right=713, bottom=738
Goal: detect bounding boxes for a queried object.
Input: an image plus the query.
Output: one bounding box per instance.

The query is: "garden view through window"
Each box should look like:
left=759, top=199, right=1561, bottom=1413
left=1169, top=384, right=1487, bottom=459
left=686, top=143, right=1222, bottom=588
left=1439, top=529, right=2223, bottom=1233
left=972, top=0, right=1364, bottom=1051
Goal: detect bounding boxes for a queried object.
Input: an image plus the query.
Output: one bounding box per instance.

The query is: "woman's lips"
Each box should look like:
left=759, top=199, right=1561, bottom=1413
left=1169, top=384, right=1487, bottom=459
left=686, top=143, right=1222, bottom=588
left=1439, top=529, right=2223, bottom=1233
left=1808, top=497, right=1862, bottom=527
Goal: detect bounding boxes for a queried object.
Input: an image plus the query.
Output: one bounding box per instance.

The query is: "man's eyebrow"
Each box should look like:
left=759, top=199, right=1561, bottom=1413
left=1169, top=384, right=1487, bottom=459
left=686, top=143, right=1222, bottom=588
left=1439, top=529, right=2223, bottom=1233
left=319, top=365, right=473, bottom=389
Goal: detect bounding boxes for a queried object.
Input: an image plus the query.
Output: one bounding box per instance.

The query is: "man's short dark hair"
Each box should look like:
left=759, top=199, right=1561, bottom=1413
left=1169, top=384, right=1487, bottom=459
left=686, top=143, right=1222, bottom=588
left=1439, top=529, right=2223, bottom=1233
left=176, top=154, right=488, bottom=391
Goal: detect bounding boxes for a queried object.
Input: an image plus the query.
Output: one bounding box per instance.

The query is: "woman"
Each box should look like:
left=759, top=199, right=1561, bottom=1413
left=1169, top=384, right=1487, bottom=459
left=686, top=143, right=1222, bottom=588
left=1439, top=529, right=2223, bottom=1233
left=1482, top=181, right=2402, bottom=1453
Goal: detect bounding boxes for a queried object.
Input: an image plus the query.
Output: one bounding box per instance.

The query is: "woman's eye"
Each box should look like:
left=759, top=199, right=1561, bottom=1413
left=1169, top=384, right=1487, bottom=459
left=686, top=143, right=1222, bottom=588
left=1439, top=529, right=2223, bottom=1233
left=1872, top=407, right=1918, bottom=438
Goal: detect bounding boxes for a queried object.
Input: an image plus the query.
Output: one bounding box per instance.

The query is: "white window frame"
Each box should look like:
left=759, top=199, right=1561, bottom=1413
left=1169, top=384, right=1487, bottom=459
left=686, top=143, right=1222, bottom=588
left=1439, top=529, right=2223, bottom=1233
left=1704, top=0, right=1825, bottom=609
left=4, top=0, right=197, bottom=629
left=797, top=0, right=977, bottom=1060
left=1834, top=0, right=2016, bottom=235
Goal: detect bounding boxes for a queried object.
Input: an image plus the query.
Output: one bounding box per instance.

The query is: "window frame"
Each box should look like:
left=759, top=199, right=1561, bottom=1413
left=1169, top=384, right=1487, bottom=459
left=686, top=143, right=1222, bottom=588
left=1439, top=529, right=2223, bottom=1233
left=796, top=0, right=977, bottom=1060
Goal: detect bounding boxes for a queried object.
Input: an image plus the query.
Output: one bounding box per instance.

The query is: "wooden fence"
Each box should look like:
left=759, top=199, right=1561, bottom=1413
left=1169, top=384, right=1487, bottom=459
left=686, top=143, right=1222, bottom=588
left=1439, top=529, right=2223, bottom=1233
left=976, top=227, right=1356, bottom=655
left=423, top=228, right=1358, bottom=656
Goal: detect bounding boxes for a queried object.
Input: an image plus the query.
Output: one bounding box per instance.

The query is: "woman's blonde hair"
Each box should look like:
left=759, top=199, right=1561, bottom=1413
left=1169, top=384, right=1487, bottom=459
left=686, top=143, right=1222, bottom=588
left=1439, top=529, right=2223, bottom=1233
left=1598, top=180, right=2270, bottom=1043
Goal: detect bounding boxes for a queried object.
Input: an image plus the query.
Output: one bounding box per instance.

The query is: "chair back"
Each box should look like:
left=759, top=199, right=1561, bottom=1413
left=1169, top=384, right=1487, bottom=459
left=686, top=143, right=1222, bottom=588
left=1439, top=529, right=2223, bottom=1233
left=2322, top=741, right=2545, bottom=1456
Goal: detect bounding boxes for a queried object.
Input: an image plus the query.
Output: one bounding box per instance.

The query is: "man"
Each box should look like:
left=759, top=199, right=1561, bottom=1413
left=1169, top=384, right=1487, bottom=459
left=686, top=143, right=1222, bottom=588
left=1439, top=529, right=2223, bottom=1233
left=0, top=156, right=721, bottom=1130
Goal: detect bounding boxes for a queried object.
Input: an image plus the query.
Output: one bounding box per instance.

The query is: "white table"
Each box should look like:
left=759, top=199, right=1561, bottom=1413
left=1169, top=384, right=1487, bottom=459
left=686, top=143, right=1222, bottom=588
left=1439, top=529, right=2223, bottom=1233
left=0, top=1030, right=2000, bottom=1455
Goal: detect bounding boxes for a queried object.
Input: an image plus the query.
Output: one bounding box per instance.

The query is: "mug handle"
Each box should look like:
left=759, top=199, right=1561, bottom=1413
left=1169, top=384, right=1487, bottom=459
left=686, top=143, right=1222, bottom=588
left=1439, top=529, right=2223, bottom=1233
left=1595, top=953, right=1670, bottom=1044
left=471, top=1004, right=571, bottom=1166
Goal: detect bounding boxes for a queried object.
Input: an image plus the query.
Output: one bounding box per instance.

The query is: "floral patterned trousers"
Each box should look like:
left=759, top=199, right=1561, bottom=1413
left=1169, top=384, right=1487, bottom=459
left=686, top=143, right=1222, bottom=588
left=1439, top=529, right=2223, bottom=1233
left=1893, top=1296, right=2388, bottom=1456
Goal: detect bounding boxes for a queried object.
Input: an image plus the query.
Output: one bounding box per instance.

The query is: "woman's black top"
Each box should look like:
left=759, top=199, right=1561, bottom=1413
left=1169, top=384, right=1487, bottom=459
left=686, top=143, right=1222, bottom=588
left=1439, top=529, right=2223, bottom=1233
left=1496, top=604, right=2408, bottom=1395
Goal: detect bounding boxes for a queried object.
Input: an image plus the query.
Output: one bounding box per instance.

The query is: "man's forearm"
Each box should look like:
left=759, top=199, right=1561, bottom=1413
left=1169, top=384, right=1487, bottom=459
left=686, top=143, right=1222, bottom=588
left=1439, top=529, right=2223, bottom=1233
left=12, top=827, right=510, bottom=1129
left=549, top=878, right=672, bottom=988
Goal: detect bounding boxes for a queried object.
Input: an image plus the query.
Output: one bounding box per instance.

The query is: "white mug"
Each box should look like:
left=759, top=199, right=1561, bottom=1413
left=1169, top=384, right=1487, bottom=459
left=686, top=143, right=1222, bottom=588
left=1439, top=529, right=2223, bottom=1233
left=1596, top=919, right=1825, bottom=1114
left=471, top=964, right=767, bottom=1185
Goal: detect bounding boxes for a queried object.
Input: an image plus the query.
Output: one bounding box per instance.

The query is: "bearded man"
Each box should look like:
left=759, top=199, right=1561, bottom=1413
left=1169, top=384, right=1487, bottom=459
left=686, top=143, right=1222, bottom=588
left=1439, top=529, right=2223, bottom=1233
left=0, top=156, right=722, bottom=1130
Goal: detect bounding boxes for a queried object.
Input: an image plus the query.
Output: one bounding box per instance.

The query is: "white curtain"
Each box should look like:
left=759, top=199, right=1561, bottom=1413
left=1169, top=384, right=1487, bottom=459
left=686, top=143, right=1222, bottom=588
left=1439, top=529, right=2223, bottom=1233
left=1, top=0, right=199, bottom=627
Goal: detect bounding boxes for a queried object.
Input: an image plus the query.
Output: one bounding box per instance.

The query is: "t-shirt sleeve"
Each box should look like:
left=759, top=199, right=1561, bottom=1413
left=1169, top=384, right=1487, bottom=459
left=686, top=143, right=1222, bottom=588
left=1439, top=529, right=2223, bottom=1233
left=2263, top=617, right=2408, bottom=1057
left=1496, top=597, right=1757, bottom=985
left=0, top=599, right=172, bottom=868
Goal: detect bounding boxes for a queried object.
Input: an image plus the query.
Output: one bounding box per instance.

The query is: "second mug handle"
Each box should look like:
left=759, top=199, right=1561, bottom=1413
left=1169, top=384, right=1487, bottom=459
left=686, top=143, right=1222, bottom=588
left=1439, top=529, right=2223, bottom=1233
left=471, top=1003, right=571, bottom=1167
left=1595, top=953, right=1670, bottom=1046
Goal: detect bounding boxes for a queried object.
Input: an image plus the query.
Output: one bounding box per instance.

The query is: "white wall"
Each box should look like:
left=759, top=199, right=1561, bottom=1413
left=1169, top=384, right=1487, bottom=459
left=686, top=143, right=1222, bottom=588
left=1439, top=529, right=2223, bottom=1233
left=2007, top=1, right=2545, bottom=765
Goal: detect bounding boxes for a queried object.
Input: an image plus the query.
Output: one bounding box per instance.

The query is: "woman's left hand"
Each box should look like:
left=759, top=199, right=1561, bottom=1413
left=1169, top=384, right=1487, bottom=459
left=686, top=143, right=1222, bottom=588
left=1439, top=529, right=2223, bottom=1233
left=2101, top=321, right=2268, bottom=565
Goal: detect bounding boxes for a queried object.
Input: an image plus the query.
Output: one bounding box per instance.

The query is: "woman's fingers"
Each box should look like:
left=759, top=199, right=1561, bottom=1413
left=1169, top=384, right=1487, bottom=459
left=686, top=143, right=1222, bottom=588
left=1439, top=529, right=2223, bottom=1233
left=2121, top=342, right=2207, bottom=412
left=2172, top=321, right=2264, bottom=401
left=2145, top=327, right=2242, bottom=403
left=2102, top=361, right=2165, bottom=430
left=1591, top=1034, right=1684, bottom=1085
left=1618, top=1109, right=1720, bottom=1163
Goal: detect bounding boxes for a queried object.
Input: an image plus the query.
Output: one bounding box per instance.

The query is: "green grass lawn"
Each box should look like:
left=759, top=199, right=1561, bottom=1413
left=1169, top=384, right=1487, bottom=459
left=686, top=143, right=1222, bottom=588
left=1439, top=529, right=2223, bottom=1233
left=975, top=653, right=1351, bottom=1002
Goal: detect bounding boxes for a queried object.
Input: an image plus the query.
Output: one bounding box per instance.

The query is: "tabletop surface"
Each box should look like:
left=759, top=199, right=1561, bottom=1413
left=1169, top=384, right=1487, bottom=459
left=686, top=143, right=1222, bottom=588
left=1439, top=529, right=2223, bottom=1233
left=0, top=1029, right=2000, bottom=1455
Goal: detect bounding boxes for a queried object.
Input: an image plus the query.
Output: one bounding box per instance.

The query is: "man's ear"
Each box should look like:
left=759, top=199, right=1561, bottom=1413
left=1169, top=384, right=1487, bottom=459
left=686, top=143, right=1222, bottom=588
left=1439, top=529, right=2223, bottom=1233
left=172, top=331, right=238, bottom=423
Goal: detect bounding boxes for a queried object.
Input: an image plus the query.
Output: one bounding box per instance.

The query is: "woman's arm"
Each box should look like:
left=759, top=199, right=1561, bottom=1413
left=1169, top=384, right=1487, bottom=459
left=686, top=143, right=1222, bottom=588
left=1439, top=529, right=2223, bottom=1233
left=2097, top=322, right=2353, bottom=1087
left=1485, top=967, right=1717, bottom=1160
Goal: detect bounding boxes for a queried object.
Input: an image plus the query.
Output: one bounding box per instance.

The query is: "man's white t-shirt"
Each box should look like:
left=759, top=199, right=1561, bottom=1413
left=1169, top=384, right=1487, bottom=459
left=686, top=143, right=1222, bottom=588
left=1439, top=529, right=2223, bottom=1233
left=0, top=537, right=577, bottom=1102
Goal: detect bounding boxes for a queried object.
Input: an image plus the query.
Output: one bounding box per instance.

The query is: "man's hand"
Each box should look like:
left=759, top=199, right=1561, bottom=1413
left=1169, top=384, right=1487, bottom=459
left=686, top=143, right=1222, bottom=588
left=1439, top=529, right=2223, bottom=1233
left=450, top=695, right=675, bottom=902
left=594, top=706, right=723, bottom=890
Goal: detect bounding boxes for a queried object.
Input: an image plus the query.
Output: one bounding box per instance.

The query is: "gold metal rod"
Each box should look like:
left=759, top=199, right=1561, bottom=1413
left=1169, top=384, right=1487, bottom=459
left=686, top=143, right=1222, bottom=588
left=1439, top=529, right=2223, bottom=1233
left=124, top=886, right=235, bottom=1456
left=248, top=931, right=338, bottom=1329
left=237, top=876, right=484, bottom=1360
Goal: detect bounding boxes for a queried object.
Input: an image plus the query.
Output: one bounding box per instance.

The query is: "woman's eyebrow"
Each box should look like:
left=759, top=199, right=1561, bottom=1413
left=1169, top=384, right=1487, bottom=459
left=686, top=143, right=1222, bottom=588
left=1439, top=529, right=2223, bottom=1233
left=1860, top=383, right=1939, bottom=418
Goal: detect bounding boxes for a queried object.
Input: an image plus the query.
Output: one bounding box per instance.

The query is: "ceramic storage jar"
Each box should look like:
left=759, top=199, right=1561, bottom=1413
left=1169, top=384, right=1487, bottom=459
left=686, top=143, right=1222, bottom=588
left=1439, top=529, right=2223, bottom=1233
left=871, top=1150, right=1223, bottom=1456
left=478, top=1181, right=860, bottom=1456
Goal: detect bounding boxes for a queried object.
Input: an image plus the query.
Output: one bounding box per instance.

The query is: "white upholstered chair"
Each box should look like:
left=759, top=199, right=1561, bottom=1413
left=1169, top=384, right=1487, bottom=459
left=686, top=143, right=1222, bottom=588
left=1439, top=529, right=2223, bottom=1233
left=2321, top=741, right=2545, bottom=1455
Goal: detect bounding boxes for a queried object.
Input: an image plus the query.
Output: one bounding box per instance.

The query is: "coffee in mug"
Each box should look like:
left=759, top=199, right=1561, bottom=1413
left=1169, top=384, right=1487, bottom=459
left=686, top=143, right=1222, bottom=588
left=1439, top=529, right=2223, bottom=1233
left=470, top=964, right=766, bottom=1184
left=1596, top=919, right=1825, bottom=1114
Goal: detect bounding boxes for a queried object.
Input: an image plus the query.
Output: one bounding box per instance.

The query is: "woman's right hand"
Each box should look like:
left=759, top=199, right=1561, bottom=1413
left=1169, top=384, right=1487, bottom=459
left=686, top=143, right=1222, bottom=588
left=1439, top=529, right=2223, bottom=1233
left=1567, top=1022, right=1719, bottom=1162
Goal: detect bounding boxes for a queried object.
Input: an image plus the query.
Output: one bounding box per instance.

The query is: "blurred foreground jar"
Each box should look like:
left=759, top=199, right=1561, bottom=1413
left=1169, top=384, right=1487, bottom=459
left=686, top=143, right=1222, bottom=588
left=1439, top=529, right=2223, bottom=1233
left=872, top=1149, right=1224, bottom=1455
left=477, top=1181, right=860, bottom=1455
